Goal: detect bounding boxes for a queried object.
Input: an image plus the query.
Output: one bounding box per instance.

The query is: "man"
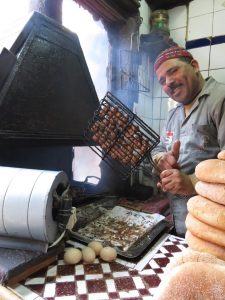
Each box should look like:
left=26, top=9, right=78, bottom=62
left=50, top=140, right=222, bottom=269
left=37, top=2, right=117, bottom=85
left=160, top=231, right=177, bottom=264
left=152, top=46, right=225, bottom=236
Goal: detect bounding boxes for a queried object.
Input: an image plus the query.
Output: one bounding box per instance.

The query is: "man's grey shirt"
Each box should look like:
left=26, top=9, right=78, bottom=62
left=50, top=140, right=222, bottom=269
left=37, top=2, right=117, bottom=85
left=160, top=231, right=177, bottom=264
left=152, top=76, right=225, bottom=175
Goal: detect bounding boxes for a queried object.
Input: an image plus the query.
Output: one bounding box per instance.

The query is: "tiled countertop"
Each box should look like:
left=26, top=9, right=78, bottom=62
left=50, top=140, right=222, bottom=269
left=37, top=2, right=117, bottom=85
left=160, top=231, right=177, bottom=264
left=9, top=234, right=187, bottom=300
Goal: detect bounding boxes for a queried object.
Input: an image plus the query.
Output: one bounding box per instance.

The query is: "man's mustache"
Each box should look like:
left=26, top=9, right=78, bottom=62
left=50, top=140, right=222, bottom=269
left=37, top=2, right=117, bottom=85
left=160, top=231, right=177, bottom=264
left=168, top=83, right=181, bottom=93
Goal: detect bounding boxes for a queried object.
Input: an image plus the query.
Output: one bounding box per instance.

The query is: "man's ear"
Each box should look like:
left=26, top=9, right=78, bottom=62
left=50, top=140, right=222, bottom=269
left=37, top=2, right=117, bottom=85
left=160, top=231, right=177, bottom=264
left=190, top=59, right=200, bottom=71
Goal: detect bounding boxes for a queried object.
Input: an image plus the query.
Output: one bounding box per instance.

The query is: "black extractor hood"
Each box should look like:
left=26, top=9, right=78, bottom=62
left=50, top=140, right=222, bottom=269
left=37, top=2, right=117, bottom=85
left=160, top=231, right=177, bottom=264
left=0, top=11, right=99, bottom=146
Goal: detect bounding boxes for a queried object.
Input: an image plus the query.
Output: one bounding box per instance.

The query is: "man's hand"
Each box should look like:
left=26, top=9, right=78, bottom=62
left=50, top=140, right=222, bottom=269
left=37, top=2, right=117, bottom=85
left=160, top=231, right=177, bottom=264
left=156, top=140, right=181, bottom=172
left=157, top=169, right=196, bottom=196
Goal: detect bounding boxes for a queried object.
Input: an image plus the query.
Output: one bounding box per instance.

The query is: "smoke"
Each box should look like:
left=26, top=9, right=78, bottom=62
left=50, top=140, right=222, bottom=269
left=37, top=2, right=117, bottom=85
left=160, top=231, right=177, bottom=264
left=0, top=0, right=30, bottom=52
left=63, top=0, right=108, bottom=182
left=62, top=0, right=108, bottom=99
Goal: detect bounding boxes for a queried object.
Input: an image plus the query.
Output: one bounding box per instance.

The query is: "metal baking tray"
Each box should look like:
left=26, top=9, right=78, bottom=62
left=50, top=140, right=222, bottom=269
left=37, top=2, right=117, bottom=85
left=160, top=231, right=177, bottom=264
left=71, top=220, right=167, bottom=259
left=84, top=92, right=160, bottom=180
left=70, top=205, right=167, bottom=258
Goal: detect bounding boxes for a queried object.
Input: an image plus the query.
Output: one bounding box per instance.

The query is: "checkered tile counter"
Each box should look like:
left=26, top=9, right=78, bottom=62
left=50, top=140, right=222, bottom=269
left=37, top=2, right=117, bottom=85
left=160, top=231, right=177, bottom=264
left=10, top=234, right=187, bottom=300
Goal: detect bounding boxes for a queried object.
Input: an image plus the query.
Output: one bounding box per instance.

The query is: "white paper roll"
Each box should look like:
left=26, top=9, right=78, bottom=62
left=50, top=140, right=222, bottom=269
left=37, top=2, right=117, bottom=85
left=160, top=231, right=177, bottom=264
left=28, top=170, right=68, bottom=243
left=3, top=169, right=43, bottom=238
left=0, top=167, right=69, bottom=244
left=0, top=167, right=22, bottom=235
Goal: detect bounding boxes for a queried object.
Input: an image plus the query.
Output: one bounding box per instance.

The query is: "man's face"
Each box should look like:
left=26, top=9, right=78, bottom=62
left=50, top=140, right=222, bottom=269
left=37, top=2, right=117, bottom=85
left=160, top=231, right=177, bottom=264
left=156, top=58, right=201, bottom=105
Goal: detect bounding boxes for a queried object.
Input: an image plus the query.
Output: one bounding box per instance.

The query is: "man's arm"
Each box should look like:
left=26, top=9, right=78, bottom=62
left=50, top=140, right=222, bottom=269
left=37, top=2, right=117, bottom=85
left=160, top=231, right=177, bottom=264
left=153, top=140, right=181, bottom=173
left=153, top=140, right=198, bottom=195
left=158, top=170, right=198, bottom=195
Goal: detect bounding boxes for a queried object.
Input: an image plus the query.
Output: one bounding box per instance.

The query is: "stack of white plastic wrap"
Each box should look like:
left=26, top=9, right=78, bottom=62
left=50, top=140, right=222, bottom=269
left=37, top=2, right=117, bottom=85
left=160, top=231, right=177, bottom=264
left=0, top=166, right=69, bottom=252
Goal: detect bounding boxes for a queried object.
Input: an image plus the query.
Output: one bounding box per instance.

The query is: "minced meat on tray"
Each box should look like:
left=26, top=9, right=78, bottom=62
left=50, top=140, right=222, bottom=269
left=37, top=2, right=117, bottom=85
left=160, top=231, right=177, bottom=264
left=76, top=206, right=164, bottom=252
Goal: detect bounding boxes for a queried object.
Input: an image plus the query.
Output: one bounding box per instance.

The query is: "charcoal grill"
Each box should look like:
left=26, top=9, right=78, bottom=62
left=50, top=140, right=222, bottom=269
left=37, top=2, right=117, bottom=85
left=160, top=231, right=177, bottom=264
left=84, top=92, right=160, bottom=180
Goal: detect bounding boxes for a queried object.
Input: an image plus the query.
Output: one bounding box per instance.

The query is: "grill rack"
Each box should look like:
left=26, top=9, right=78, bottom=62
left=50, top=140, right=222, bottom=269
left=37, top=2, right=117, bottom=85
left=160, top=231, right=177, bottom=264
left=84, top=92, right=160, bottom=180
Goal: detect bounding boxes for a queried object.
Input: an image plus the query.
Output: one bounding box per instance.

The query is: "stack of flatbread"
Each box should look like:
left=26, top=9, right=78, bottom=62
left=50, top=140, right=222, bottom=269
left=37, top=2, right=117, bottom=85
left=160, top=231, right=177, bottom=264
left=153, top=150, right=225, bottom=300
left=185, top=150, right=225, bottom=261
left=153, top=248, right=225, bottom=300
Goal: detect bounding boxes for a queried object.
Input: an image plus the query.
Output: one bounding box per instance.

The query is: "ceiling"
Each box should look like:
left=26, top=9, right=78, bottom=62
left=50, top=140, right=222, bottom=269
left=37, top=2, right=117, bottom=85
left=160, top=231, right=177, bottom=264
left=73, top=0, right=141, bottom=25
left=72, top=0, right=193, bottom=23
left=145, top=0, right=193, bottom=11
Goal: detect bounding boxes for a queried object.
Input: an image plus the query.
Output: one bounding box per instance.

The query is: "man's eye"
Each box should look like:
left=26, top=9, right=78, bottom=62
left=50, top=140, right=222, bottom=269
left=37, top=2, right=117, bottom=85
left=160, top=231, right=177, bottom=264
left=159, top=79, right=165, bottom=86
left=168, top=67, right=177, bottom=75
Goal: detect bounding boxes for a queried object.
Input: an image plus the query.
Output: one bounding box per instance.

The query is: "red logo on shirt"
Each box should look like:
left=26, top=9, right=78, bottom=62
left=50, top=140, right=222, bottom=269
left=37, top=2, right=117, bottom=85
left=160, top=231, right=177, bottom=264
left=165, top=131, right=174, bottom=145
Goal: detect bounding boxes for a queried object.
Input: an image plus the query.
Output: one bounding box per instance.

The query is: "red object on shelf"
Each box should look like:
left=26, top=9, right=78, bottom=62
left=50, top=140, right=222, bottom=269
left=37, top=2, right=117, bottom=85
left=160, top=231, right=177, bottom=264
left=118, top=194, right=170, bottom=215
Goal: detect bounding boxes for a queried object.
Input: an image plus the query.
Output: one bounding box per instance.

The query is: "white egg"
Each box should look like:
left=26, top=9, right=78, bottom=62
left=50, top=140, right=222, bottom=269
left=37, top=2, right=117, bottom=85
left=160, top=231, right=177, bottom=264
left=100, top=246, right=117, bottom=262
left=64, top=248, right=82, bottom=264
left=82, top=246, right=96, bottom=263
left=88, top=241, right=103, bottom=256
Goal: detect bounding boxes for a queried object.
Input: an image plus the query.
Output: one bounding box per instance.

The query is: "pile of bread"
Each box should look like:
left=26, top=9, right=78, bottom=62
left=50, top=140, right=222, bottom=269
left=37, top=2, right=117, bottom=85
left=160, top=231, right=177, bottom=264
left=186, top=149, right=225, bottom=260
left=153, top=150, right=225, bottom=300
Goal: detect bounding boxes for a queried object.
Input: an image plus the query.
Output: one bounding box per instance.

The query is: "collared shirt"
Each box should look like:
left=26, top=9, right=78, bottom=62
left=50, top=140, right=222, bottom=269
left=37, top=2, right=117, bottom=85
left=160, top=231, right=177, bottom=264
left=152, top=76, right=225, bottom=175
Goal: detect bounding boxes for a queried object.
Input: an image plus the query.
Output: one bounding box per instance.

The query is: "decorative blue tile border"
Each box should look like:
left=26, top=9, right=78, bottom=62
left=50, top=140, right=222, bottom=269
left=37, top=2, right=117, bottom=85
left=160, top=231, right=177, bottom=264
left=186, top=35, right=225, bottom=49
left=186, top=37, right=211, bottom=49
left=211, top=35, right=225, bottom=45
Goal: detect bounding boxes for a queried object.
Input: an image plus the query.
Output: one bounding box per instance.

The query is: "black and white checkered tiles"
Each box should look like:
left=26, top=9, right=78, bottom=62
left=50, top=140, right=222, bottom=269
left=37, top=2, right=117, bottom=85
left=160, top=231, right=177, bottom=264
left=10, top=234, right=187, bottom=300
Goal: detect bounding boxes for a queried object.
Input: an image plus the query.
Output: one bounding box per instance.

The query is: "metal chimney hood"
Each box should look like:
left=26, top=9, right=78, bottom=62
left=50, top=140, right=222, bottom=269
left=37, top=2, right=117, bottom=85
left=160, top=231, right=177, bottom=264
left=0, top=11, right=99, bottom=146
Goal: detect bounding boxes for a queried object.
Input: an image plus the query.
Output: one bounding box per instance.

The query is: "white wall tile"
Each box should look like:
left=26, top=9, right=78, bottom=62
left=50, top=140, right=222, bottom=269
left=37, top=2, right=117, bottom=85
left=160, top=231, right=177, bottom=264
left=189, top=46, right=210, bottom=70
left=152, top=76, right=162, bottom=97
left=137, top=92, right=146, bottom=104
left=169, top=28, right=186, bottom=47
left=201, top=70, right=210, bottom=78
left=134, top=98, right=145, bottom=117
left=145, top=97, right=153, bottom=118
left=160, top=98, right=169, bottom=119
left=139, top=0, right=150, bottom=23
left=143, top=117, right=153, bottom=127
left=213, top=10, right=225, bottom=36
left=133, top=102, right=138, bottom=114
left=152, top=98, right=162, bottom=119
left=188, top=14, right=213, bottom=40
left=139, top=1, right=150, bottom=35
left=189, top=0, right=213, bottom=18
left=161, top=88, right=168, bottom=98
left=209, top=68, right=225, bottom=83
left=149, top=64, right=154, bottom=98
left=214, top=0, right=225, bottom=12
left=138, top=64, right=151, bottom=93
left=160, top=119, right=166, bottom=132
left=168, top=6, right=187, bottom=29
left=152, top=119, right=160, bottom=134
left=210, top=43, right=225, bottom=69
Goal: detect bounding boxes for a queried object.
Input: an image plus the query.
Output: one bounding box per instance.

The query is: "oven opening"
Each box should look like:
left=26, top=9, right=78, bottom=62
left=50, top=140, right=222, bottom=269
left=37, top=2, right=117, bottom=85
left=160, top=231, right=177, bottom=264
left=73, top=147, right=101, bottom=185
left=52, top=183, right=69, bottom=221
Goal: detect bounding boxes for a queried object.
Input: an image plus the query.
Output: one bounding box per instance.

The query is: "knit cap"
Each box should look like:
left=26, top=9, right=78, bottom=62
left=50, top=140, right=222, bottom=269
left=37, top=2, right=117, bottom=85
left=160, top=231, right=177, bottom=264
left=154, top=46, right=193, bottom=72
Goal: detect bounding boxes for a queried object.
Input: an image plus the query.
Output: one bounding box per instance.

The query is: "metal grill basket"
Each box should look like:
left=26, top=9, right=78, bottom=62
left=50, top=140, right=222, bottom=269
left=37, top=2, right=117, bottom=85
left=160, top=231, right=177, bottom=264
left=84, top=92, right=160, bottom=180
